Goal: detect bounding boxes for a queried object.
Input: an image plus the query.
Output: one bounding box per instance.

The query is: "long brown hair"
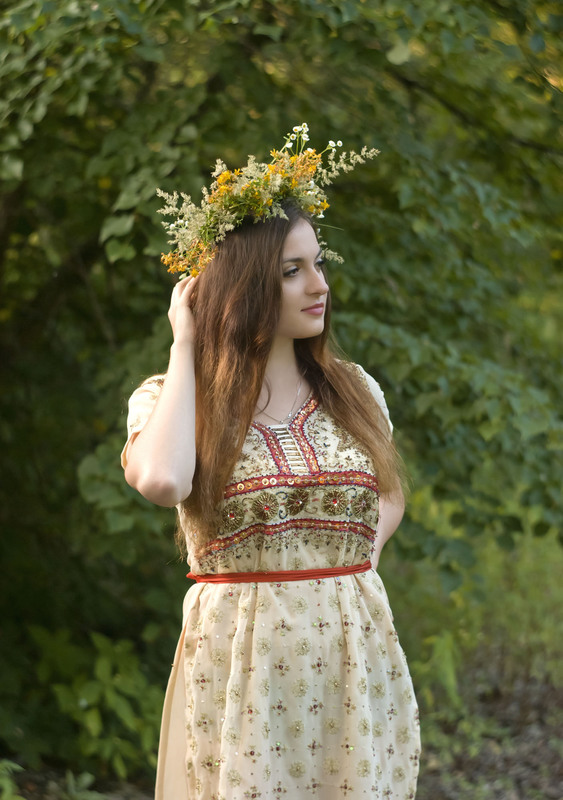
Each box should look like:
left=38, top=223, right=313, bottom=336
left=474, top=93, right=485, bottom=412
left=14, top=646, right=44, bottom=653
left=179, top=204, right=403, bottom=555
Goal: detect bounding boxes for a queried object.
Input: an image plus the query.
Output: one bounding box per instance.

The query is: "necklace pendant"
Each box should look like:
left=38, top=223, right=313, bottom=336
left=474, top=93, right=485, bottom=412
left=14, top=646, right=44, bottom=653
left=259, top=377, right=304, bottom=426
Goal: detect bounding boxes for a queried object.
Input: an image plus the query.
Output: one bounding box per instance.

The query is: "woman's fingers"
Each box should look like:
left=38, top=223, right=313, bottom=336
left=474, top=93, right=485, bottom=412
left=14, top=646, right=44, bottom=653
left=169, top=278, right=190, bottom=311
left=172, top=275, right=190, bottom=296
left=168, top=275, right=198, bottom=344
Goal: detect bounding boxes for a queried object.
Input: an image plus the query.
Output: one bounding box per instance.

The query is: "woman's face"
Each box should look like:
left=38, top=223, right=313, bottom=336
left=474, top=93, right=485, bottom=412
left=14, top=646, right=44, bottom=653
left=275, top=218, right=329, bottom=341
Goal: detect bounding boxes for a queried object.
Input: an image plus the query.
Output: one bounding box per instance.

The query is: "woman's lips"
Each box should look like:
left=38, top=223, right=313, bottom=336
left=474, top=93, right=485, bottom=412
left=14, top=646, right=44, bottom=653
left=302, top=304, right=325, bottom=315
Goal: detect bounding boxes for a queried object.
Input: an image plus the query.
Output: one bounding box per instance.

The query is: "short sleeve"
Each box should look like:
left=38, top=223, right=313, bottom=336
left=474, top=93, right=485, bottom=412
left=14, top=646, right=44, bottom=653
left=354, top=364, right=393, bottom=435
left=120, top=375, right=165, bottom=469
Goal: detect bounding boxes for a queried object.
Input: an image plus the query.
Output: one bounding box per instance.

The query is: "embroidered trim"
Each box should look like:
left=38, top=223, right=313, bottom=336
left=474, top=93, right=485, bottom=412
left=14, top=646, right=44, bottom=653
left=205, top=517, right=377, bottom=555
left=289, top=396, right=319, bottom=472
left=224, top=470, right=379, bottom=499
left=251, top=425, right=294, bottom=475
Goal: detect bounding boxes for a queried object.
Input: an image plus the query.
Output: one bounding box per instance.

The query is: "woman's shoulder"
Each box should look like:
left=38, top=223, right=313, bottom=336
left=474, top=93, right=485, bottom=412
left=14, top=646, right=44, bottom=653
left=138, top=372, right=167, bottom=390
left=340, top=361, right=393, bottom=433
left=124, top=373, right=167, bottom=429
left=120, top=374, right=167, bottom=469
left=337, top=359, right=382, bottom=390
left=127, top=373, right=166, bottom=402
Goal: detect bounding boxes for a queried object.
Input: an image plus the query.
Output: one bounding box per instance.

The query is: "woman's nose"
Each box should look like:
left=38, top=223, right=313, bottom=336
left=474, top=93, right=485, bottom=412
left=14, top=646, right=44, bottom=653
left=308, top=267, right=329, bottom=295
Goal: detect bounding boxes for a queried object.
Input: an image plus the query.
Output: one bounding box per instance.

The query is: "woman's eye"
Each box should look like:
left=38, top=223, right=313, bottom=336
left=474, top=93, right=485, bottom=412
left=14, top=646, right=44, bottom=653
left=315, top=259, right=325, bottom=270
left=283, top=266, right=299, bottom=277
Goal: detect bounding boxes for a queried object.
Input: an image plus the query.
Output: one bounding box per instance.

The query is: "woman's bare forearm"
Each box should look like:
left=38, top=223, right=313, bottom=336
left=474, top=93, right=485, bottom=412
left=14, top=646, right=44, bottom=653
left=124, top=340, right=196, bottom=506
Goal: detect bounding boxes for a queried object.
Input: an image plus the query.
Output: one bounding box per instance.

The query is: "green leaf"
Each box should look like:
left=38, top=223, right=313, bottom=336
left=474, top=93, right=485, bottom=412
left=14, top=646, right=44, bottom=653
left=386, top=40, right=411, bottom=64
left=478, top=418, right=505, bottom=442
left=79, top=680, right=103, bottom=705
left=253, top=23, right=283, bottom=41
left=533, top=521, right=551, bottom=538
left=439, top=567, right=463, bottom=595
left=112, top=752, right=127, bottom=780
left=94, top=656, right=112, bottom=684
left=83, top=708, right=103, bottom=737
left=106, top=509, right=135, bottom=533
left=442, top=539, right=476, bottom=569
left=106, top=691, right=138, bottom=731
left=105, top=239, right=136, bottom=263
left=99, top=215, right=135, bottom=243
left=0, top=155, right=23, bottom=180
left=53, top=684, right=77, bottom=713
left=134, top=45, right=165, bottom=62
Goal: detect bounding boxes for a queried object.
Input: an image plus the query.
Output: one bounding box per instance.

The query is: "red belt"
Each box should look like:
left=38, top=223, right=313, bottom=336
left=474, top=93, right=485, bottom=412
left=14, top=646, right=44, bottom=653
left=187, top=560, right=371, bottom=584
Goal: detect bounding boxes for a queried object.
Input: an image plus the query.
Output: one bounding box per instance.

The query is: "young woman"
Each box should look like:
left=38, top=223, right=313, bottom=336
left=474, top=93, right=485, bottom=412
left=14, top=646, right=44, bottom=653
left=121, top=127, right=420, bottom=799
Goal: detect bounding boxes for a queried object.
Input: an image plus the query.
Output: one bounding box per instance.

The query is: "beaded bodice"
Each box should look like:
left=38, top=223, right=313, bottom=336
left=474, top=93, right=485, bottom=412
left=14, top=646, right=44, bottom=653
left=183, top=395, right=380, bottom=575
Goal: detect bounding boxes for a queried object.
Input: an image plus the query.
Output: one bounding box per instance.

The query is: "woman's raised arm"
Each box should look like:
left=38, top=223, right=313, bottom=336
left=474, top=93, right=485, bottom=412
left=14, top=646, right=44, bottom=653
left=123, top=278, right=197, bottom=506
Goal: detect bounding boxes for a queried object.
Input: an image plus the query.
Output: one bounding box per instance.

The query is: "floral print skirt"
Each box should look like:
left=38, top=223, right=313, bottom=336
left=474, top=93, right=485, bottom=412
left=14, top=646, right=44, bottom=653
left=156, top=570, right=420, bottom=799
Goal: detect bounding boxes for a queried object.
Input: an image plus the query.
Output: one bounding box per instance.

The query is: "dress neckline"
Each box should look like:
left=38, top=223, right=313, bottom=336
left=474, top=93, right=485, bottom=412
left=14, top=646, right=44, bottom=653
left=251, top=392, right=316, bottom=432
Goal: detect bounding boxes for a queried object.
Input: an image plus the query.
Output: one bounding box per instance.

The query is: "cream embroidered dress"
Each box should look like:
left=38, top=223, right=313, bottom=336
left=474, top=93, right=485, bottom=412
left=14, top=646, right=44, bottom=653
left=121, top=366, right=420, bottom=800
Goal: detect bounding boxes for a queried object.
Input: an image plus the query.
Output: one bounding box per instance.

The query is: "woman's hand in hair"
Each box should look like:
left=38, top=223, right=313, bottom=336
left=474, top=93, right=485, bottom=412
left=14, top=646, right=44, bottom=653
left=168, top=276, right=197, bottom=346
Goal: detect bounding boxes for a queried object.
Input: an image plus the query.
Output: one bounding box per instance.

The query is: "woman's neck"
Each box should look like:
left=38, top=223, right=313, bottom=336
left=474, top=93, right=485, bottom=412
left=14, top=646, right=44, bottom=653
left=264, top=336, right=300, bottom=386
left=254, top=337, right=307, bottom=423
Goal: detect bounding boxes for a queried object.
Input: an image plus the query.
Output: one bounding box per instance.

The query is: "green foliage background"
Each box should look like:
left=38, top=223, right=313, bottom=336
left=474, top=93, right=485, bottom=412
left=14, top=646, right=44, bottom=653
left=1, top=0, right=562, bottom=783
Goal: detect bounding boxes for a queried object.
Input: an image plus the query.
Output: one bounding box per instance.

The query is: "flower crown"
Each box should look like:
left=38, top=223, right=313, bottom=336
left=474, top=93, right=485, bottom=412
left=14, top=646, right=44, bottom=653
left=157, top=124, right=379, bottom=277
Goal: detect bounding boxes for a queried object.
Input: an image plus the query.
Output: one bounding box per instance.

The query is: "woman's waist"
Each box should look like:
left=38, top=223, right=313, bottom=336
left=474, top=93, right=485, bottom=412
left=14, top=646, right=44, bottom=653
left=191, top=533, right=374, bottom=577
left=188, top=559, right=372, bottom=584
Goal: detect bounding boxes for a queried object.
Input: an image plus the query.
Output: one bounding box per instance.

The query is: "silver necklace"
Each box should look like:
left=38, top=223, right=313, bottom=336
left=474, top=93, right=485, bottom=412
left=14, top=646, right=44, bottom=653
left=258, top=378, right=303, bottom=426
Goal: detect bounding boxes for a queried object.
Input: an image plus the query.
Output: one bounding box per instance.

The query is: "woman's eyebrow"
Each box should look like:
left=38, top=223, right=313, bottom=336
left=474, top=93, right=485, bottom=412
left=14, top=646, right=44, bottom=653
left=283, top=249, right=323, bottom=263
